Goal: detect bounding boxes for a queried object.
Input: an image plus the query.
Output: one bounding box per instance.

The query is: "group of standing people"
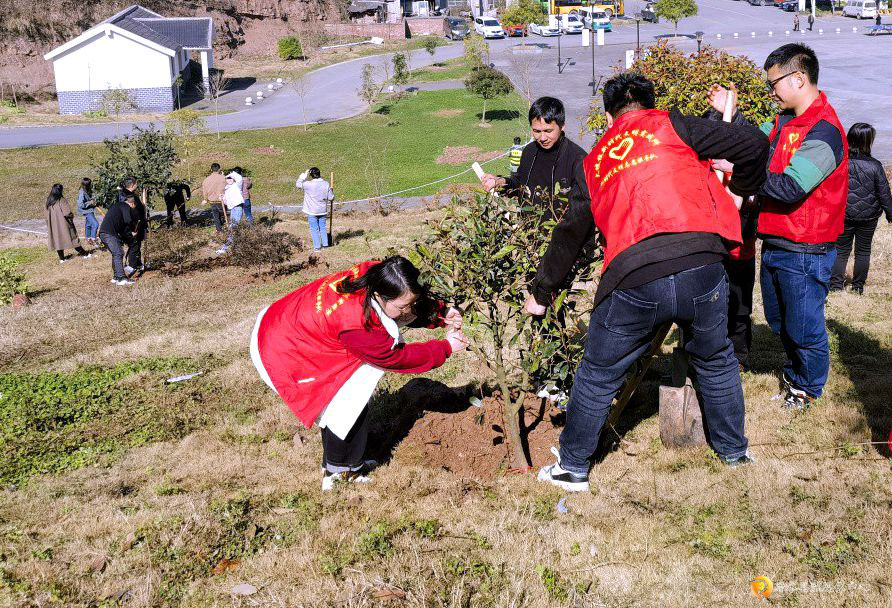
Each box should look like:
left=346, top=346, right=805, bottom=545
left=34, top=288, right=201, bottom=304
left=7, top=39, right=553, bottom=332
left=198, top=162, right=255, bottom=254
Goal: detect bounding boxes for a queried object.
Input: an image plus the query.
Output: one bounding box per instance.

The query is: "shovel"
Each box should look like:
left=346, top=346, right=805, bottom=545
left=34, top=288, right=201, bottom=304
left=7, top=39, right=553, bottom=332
left=658, top=335, right=707, bottom=448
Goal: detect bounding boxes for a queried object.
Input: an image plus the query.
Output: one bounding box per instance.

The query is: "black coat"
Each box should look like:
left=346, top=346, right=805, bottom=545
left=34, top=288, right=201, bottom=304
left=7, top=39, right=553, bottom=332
left=845, top=152, right=892, bottom=222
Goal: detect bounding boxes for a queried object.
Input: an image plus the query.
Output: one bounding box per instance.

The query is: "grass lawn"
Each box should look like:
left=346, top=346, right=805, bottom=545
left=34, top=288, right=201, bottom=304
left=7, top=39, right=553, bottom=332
left=0, top=203, right=891, bottom=606
left=406, top=57, right=473, bottom=83
left=0, top=88, right=528, bottom=223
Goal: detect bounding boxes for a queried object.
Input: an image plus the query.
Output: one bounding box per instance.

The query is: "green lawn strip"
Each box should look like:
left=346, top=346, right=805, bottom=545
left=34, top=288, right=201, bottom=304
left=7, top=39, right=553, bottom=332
left=0, top=89, right=527, bottom=223
left=406, top=57, right=472, bottom=83
left=0, top=357, right=218, bottom=487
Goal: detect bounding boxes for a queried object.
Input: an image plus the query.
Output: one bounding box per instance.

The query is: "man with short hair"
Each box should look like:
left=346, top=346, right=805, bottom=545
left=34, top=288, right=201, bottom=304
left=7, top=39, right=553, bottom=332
left=481, top=97, right=589, bottom=221
left=530, top=73, right=770, bottom=491
left=164, top=181, right=191, bottom=227
left=200, top=163, right=227, bottom=232
left=710, top=43, right=848, bottom=410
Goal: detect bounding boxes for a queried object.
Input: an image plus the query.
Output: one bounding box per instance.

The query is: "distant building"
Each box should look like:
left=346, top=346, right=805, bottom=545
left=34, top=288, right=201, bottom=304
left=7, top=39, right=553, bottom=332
left=43, top=5, right=214, bottom=115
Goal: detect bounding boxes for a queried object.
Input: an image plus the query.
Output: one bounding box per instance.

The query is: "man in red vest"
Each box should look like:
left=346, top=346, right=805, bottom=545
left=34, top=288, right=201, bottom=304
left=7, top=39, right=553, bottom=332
left=529, top=73, right=770, bottom=492
left=711, top=44, right=848, bottom=410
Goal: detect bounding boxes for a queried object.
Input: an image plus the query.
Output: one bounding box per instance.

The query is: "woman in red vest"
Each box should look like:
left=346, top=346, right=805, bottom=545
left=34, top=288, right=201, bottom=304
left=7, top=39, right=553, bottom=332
left=251, top=256, right=467, bottom=491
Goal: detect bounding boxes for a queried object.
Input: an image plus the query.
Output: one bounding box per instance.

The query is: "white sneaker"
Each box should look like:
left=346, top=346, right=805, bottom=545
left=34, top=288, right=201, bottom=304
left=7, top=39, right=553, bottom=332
left=537, top=447, right=590, bottom=492
left=113, top=279, right=135, bottom=286
left=321, top=460, right=378, bottom=492
left=123, top=265, right=134, bottom=275
left=82, top=253, right=93, bottom=259
left=59, top=259, right=66, bottom=264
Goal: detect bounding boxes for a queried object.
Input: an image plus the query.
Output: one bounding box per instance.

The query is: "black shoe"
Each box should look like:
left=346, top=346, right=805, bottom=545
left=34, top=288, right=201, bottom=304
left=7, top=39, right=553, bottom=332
left=537, top=447, right=590, bottom=492
left=783, top=384, right=815, bottom=411
left=720, top=451, right=755, bottom=468
left=851, top=286, right=864, bottom=296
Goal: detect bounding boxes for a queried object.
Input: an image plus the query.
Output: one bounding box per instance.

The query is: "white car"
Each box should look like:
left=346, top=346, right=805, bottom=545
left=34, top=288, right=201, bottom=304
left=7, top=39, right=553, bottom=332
left=559, top=14, right=585, bottom=34
left=584, top=11, right=613, bottom=31
left=530, top=21, right=561, bottom=36
left=474, top=17, right=506, bottom=38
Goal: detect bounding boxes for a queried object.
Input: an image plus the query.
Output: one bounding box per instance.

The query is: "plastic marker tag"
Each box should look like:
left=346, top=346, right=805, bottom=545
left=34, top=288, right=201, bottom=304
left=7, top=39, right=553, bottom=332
left=471, top=162, right=485, bottom=180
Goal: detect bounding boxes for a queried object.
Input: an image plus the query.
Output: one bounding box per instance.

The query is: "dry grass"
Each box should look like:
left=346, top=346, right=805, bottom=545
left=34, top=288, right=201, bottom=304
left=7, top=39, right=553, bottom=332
left=1, top=209, right=891, bottom=607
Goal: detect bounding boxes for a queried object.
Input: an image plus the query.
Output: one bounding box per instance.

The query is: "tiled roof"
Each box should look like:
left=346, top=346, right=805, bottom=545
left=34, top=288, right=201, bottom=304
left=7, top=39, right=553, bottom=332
left=103, top=5, right=213, bottom=50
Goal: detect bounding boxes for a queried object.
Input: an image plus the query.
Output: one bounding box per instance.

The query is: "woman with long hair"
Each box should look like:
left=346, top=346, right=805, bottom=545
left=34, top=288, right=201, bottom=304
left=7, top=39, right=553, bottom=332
left=830, top=123, right=892, bottom=294
left=44, top=184, right=91, bottom=263
left=76, top=177, right=99, bottom=246
left=251, top=256, right=467, bottom=491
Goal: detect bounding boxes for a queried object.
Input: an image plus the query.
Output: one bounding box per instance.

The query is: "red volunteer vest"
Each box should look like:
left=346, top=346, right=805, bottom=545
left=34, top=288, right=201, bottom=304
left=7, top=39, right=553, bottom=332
left=257, top=261, right=383, bottom=427
left=758, top=92, right=848, bottom=244
left=584, top=110, right=742, bottom=272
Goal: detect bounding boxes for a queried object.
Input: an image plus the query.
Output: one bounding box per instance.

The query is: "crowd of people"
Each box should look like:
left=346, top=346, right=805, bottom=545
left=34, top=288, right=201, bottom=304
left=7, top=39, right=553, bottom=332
left=42, top=160, right=340, bottom=283
left=250, top=42, right=891, bottom=492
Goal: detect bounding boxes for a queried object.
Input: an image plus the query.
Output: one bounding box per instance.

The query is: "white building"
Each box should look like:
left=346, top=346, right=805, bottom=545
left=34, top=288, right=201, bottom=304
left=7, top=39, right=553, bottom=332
left=43, top=5, right=214, bottom=115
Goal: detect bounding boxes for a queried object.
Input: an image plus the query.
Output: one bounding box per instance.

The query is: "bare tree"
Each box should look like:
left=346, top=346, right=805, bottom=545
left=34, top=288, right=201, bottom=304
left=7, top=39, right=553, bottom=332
left=200, top=69, right=229, bottom=139
left=508, top=51, right=541, bottom=107
left=293, top=76, right=311, bottom=131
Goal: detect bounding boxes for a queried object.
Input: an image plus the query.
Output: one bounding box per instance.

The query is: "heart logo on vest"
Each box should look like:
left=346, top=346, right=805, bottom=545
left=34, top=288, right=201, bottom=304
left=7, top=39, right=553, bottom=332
left=788, top=133, right=800, bottom=146
left=608, top=137, right=635, bottom=161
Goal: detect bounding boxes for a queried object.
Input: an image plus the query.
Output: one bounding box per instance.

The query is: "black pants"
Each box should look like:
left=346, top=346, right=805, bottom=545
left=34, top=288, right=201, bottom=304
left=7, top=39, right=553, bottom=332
left=210, top=203, right=225, bottom=232
left=127, top=239, right=143, bottom=269
left=831, top=218, right=879, bottom=291
left=166, top=200, right=188, bottom=226
left=320, top=406, right=369, bottom=473
left=724, top=257, right=756, bottom=370
left=100, top=232, right=126, bottom=280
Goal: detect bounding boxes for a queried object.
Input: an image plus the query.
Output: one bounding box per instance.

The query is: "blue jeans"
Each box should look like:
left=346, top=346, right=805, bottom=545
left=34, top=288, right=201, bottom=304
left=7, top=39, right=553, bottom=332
left=84, top=213, right=99, bottom=239
left=223, top=205, right=244, bottom=248
left=760, top=245, right=835, bottom=398
left=308, top=214, right=329, bottom=250
left=243, top=199, right=254, bottom=223
left=558, top=262, right=748, bottom=474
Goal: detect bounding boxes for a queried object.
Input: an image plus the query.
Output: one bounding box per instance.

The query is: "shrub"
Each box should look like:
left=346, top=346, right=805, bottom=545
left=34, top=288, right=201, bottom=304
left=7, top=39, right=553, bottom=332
left=413, top=192, right=596, bottom=468
left=0, top=253, right=29, bottom=305
left=150, top=225, right=211, bottom=275
left=278, top=36, right=304, bottom=60
left=586, top=42, right=777, bottom=134
left=224, top=224, right=303, bottom=272
left=501, top=0, right=547, bottom=28
left=422, top=36, right=439, bottom=57
left=463, top=34, right=490, bottom=69
left=392, top=52, right=409, bottom=87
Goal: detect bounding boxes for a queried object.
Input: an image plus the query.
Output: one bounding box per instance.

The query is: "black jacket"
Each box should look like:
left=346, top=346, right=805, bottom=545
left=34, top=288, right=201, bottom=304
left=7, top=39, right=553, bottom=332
left=502, top=135, right=590, bottom=216
left=845, top=152, right=892, bottom=222
left=118, top=189, right=146, bottom=239
left=99, top=201, right=135, bottom=240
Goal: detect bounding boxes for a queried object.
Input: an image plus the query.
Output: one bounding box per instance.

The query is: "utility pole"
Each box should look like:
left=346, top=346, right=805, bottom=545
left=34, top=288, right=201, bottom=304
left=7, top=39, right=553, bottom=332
left=591, top=25, right=596, bottom=95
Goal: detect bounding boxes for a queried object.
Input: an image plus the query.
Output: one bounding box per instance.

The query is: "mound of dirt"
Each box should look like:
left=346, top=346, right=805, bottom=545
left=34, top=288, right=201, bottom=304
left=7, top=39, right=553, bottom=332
left=432, top=109, right=465, bottom=118
left=397, top=393, right=562, bottom=479
left=436, top=146, right=504, bottom=165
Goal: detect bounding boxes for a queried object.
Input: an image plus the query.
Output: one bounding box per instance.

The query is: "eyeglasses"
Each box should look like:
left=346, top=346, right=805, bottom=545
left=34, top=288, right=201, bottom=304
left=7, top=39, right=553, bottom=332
left=766, top=70, right=799, bottom=91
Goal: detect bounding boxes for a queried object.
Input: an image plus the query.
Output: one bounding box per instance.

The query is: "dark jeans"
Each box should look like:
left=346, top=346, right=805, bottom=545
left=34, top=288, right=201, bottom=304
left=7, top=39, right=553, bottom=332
left=127, top=239, right=142, bottom=269
left=100, top=232, right=126, bottom=280
left=558, top=262, right=748, bottom=474
left=830, top=217, right=879, bottom=291
left=210, top=202, right=225, bottom=232
left=321, top=406, right=369, bottom=473
left=760, top=244, right=835, bottom=398
left=166, top=199, right=188, bottom=226
left=724, top=257, right=756, bottom=370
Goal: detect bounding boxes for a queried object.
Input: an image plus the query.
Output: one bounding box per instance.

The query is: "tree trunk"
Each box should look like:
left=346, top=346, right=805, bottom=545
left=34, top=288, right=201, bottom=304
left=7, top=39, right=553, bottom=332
left=481, top=98, right=487, bottom=124
left=495, top=358, right=530, bottom=469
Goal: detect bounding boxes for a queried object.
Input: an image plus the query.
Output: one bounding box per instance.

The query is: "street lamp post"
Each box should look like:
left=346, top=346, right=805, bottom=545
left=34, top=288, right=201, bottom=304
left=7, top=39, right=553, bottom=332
left=557, top=28, right=562, bottom=73
left=591, top=25, right=596, bottom=95
left=635, top=12, right=642, bottom=55
left=695, top=30, right=704, bottom=54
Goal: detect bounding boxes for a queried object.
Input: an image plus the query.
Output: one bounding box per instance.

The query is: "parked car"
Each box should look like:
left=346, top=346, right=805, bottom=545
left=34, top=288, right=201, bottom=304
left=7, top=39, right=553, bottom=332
left=558, top=14, right=586, bottom=33
left=443, top=16, right=470, bottom=39
left=586, top=11, right=614, bottom=30
left=843, top=0, right=878, bottom=18
left=640, top=3, right=658, bottom=22
left=474, top=16, right=506, bottom=38
left=503, top=23, right=528, bottom=36
left=747, top=0, right=774, bottom=6
left=530, top=21, right=562, bottom=36
left=777, top=1, right=797, bottom=9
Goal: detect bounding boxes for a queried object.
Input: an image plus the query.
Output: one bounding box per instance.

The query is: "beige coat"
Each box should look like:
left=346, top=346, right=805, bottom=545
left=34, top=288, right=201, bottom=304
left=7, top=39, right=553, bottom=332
left=44, top=198, right=81, bottom=251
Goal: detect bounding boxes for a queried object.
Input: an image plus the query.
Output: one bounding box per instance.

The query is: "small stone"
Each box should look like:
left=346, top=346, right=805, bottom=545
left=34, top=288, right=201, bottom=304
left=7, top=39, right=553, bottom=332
left=231, top=583, right=258, bottom=596
left=293, top=433, right=304, bottom=448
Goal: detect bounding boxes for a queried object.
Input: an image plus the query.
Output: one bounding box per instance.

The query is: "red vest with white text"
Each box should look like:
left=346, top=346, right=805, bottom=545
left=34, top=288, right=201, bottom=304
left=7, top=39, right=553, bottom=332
left=584, top=110, right=742, bottom=272
left=758, top=92, right=848, bottom=244
left=257, top=261, right=382, bottom=427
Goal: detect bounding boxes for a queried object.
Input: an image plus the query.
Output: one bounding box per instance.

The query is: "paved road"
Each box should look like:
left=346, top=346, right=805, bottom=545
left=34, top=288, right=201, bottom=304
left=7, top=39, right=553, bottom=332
left=0, top=44, right=464, bottom=150
left=2, top=0, right=890, bottom=159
